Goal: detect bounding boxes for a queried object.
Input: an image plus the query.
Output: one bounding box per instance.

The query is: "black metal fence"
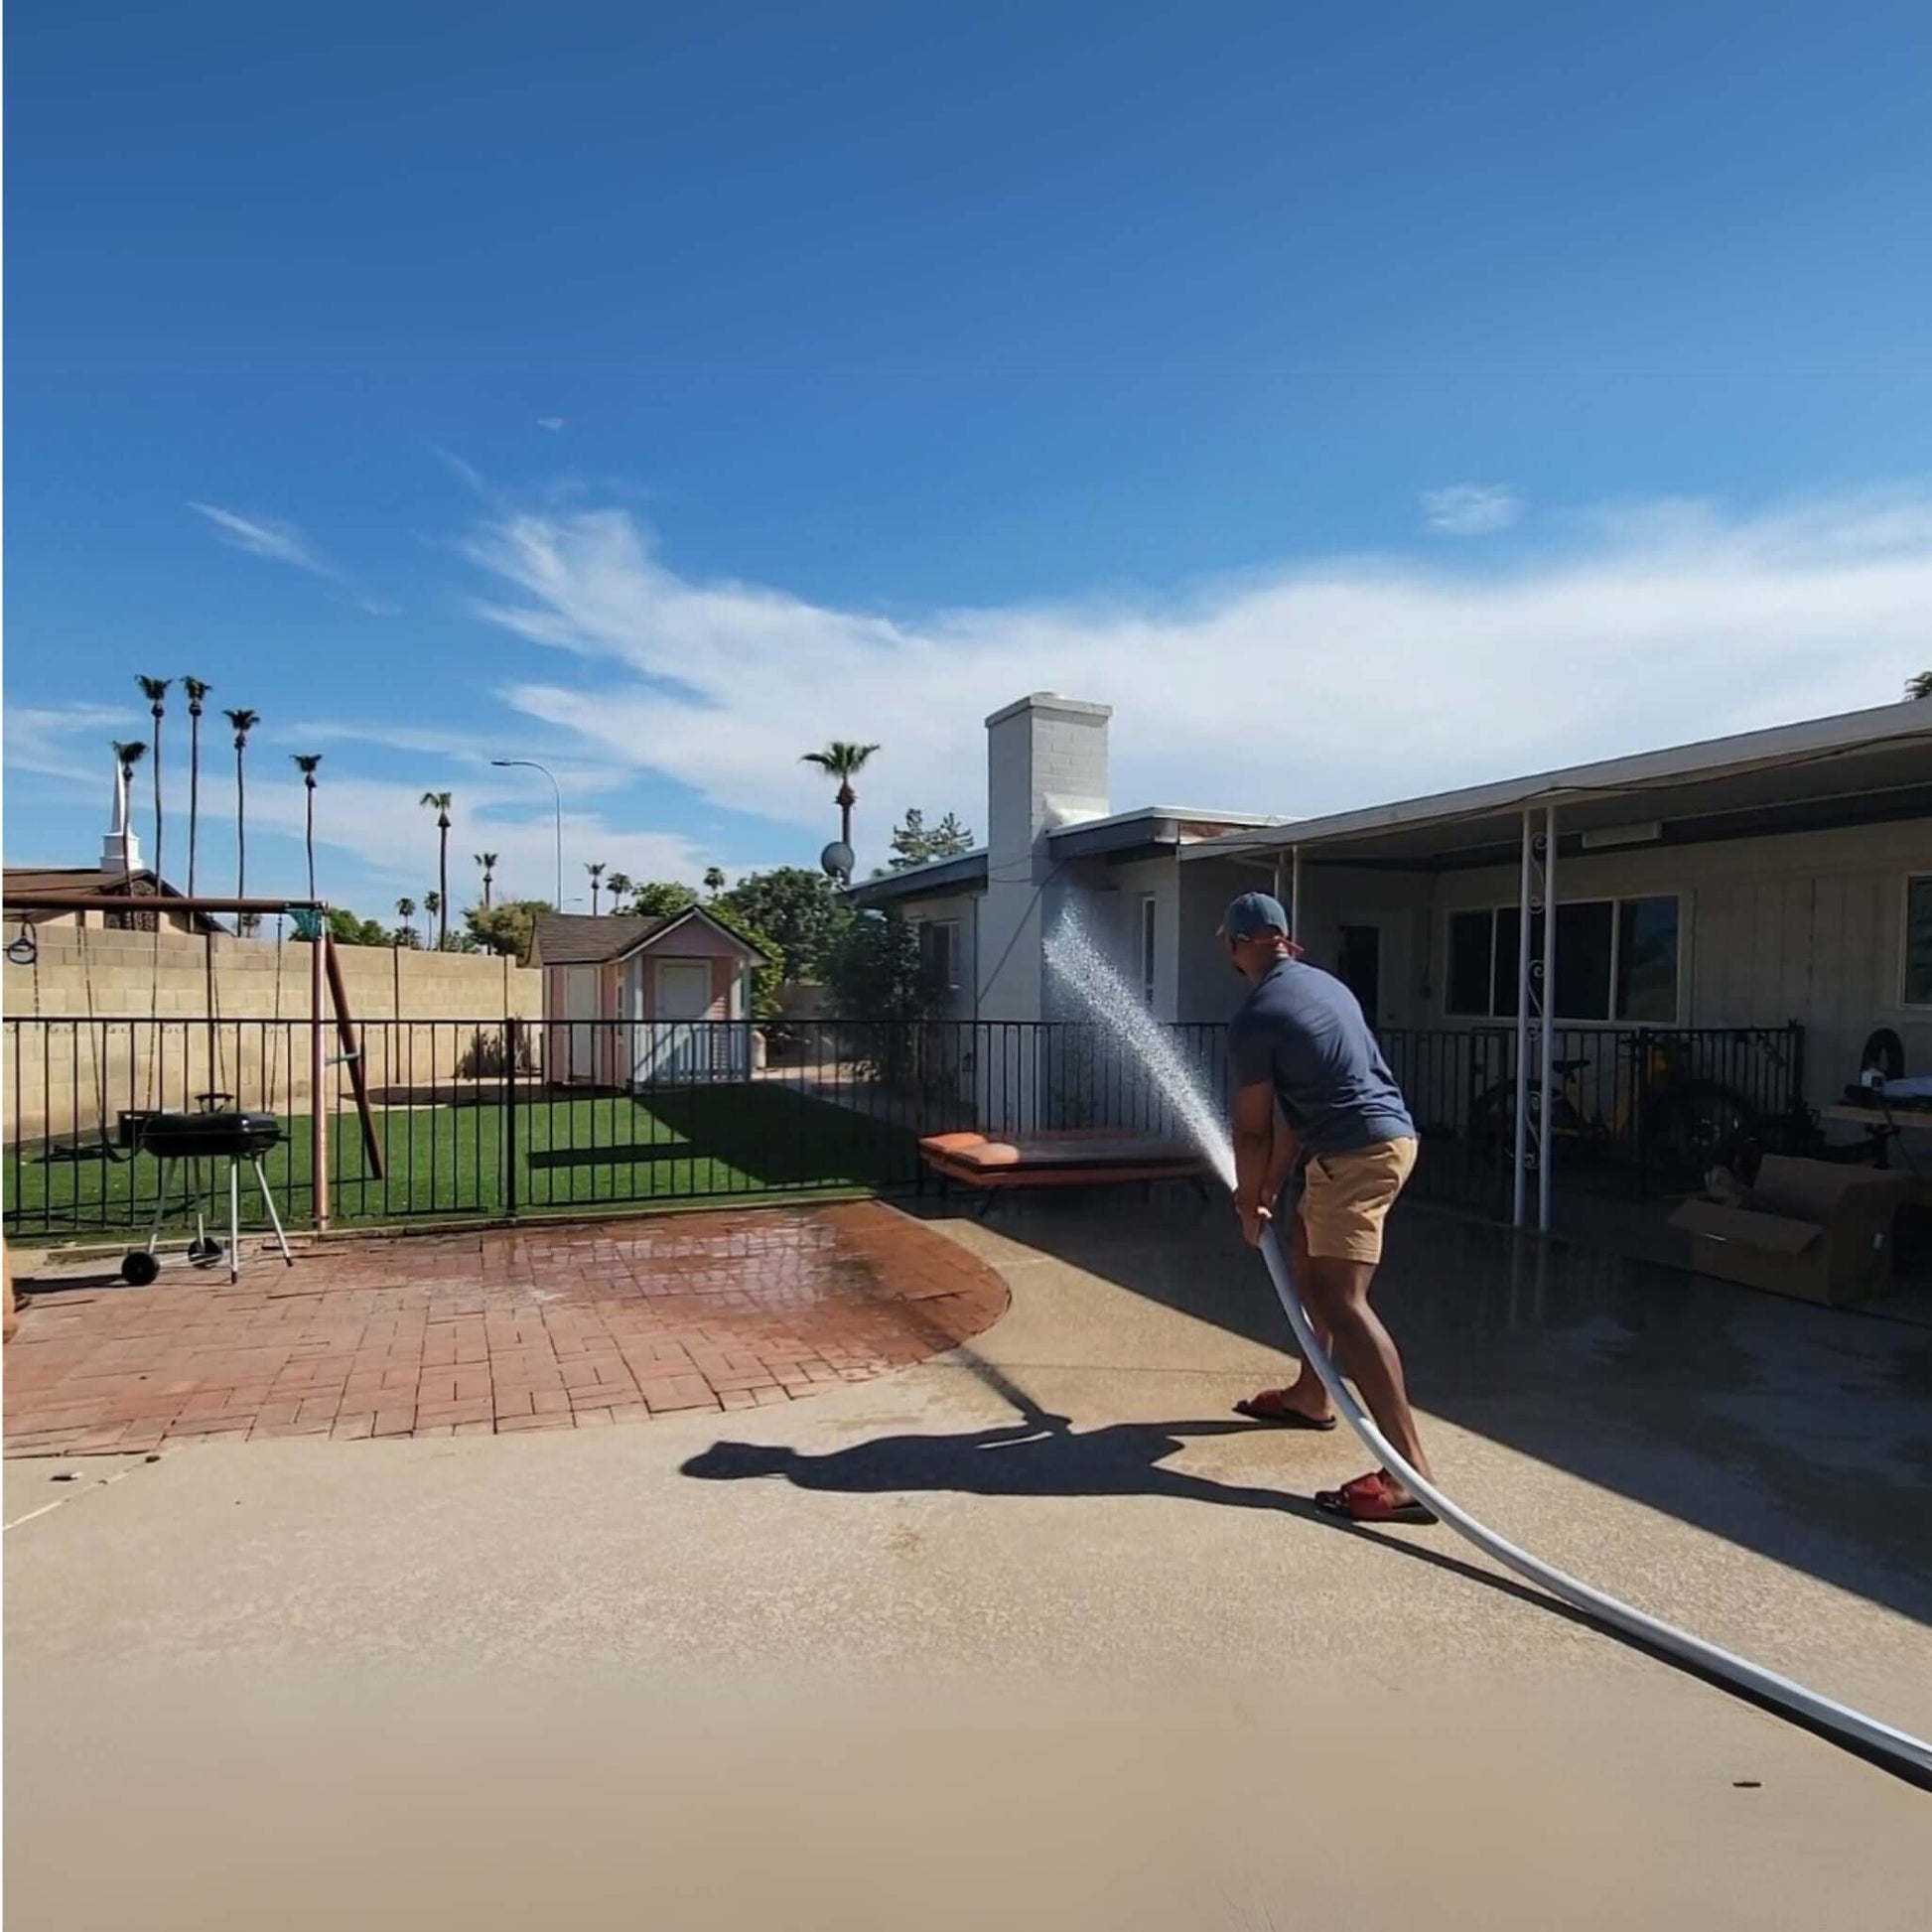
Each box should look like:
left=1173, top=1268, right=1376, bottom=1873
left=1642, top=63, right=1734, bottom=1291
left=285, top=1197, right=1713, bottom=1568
left=3, top=1013, right=1805, bottom=1239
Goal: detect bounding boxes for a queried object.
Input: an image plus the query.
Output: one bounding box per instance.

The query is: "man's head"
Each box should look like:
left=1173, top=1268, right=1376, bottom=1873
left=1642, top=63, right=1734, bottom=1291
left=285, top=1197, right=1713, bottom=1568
left=1219, top=891, right=1298, bottom=983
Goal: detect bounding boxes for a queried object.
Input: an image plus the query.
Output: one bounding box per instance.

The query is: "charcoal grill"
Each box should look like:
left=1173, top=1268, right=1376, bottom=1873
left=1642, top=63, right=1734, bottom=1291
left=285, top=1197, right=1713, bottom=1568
left=123, top=1107, right=296, bottom=1287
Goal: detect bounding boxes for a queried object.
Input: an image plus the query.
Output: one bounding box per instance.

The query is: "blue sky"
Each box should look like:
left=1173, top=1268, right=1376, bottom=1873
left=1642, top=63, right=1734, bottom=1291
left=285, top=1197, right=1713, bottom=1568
left=8, top=1, right=1931, bottom=916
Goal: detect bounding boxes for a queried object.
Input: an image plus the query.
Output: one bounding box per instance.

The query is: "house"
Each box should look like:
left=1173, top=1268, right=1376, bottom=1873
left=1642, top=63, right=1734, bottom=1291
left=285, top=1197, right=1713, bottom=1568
left=4, top=763, right=222, bottom=936
left=852, top=689, right=1932, bottom=1226
left=529, top=905, right=769, bottom=1087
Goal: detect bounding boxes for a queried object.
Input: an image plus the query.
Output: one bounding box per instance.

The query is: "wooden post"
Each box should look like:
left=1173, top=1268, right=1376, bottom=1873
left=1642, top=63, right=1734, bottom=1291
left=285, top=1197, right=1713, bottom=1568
left=311, top=928, right=329, bottom=1232
left=324, top=935, right=385, bottom=1178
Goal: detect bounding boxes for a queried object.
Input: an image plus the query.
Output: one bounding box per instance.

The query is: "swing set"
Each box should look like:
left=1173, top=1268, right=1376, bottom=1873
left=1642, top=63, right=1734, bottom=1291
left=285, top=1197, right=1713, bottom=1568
left=2, top=889, right=386, bottom=1278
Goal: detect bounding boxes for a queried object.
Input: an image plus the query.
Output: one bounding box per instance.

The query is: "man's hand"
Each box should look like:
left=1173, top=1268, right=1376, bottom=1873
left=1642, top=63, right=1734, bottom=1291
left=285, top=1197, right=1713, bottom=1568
left=1238, top=1198, right=1272, bottom=1247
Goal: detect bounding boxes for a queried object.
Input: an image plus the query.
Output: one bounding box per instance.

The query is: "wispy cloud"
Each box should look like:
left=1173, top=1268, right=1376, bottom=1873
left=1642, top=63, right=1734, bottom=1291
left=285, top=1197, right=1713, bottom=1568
left=3, top=704, right=130, bottom=789
left=536, top=417, right=564, bottom=432
left=357, top=597, right=404, bottom=618
left=1421, top=483, right=1523, bottom=536
left=463, top=487, right=1932, bottom=843
left=189, top=501, right=335, bottom=575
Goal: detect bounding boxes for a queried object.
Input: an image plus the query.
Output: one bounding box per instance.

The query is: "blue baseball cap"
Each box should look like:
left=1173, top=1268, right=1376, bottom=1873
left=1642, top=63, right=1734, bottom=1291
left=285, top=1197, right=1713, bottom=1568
left=1220, top=891, right=1290, bottom=940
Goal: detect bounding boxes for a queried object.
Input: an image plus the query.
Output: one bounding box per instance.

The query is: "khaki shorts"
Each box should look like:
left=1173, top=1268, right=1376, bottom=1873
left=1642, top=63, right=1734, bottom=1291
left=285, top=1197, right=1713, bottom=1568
left=1297, top=1136, right=1418, bottom=1264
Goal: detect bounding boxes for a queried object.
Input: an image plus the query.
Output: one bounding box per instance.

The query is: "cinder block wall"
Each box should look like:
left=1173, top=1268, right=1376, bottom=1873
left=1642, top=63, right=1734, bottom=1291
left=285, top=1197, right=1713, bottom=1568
left=4, top=929, right=541, bottom=1143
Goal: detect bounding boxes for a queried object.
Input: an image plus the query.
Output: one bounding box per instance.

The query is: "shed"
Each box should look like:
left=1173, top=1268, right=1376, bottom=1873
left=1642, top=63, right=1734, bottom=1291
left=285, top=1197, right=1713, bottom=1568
left=528, top=906, right=770, bottom=1087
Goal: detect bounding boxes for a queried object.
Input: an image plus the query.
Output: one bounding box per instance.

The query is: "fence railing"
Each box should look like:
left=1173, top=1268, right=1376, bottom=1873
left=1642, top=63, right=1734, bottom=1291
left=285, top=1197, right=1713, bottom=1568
left=2, top=1015, right=1805, bottom=1239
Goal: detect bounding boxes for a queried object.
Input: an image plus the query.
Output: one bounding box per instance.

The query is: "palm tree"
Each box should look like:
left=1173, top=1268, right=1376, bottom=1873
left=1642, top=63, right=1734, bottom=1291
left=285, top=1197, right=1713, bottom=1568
left=394, top=897, right=417, bottom=945
left=605, top=870, right=632, bottom=912
left=586, top=861, right=606, bottom=916
left=704, top=866, right=726, bottom=897
left=182, top=677, right=210, bottom=896
left=476, top=851, right=498, bottom=909
left=136, top=677, right=171, bottom=890
left=800, top=740, right=880, bottom=851
left=423, top=890, right=442, bottom=944
left=420, top=792, right=453, bottom=947
left=222, top=709, right=260, bottom=900
left=1909, top=672, right=1932, bottom=701
left=110, top=741, right=147, bottom=888
left=291, top=756, right=324, bottom=899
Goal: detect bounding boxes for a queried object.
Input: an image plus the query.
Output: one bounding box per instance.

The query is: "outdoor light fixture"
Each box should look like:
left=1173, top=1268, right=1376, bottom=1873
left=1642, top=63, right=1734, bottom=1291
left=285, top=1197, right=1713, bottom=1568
left=490, top=759, right=564, bottom=907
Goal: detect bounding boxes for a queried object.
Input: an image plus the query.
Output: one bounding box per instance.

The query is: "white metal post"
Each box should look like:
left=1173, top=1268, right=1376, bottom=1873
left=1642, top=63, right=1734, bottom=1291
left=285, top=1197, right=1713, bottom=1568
left=1539, top=803, right=1559, bottom=1233
left=1512, top=812, right=1533, bottom=1227
left=1290, top=846, right=1304, bottom=944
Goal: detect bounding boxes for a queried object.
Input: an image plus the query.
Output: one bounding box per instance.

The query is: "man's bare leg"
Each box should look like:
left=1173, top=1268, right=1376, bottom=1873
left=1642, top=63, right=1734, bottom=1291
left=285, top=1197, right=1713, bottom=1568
left=1299, top=1254, right=1435, bottom=1496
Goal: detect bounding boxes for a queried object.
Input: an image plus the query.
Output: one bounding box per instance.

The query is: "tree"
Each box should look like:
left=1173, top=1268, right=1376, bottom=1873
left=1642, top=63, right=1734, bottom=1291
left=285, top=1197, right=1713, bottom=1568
left=887, top=807, right=975, bottom=870
left=800, top=740, right=879, bottom=853
left=182, top=676, right=210, bottom=896
left=110, top=741, right=147, bottom=887
left=420, top=792, right=453, bottom=947
left=718, top=867, right=853, bottom=982
left=136, top=676, right=171, bottom=890
left=423, top=890, right=442, bottom=944
left=1909, top=672, right=1932, bottom=701
left=394, top=897, right=417, bottom=945
left=326, top=906, right=390, bottom=946
left=292, top=755, right=323, bottom=899
left=586, top=861, right=606, bottom=915
left=826, top=912, right=944, bottom=1023
left=465, top=898, right=548, bottom=960
left=223, top=709, right=260, bottom=900
left=605, top=869, right=632, bottom=910
left=475, top=851, right=498, bottom=909
left=630, top=880, right=699, bottom=919
left=703, top=866, right=727, bottom=896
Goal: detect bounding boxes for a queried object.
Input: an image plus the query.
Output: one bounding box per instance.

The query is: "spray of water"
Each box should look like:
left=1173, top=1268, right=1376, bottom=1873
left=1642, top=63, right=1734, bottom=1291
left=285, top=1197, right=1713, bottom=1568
left=1042, top=909, right=1237, bottom=1187
left=1039, top=902, right=1932, bottom=1785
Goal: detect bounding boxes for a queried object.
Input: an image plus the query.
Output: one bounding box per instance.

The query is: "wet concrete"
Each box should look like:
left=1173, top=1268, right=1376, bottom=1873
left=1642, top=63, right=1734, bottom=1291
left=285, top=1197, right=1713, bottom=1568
left=952, top=1193, right=1932, bottom=1625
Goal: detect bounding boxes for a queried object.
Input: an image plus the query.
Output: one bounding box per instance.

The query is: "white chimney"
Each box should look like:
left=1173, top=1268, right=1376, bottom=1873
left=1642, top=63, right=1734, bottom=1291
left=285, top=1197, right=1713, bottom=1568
left=978, top=693, right=1111, bottom=1020
left=103, top=756, right=143, bottom=877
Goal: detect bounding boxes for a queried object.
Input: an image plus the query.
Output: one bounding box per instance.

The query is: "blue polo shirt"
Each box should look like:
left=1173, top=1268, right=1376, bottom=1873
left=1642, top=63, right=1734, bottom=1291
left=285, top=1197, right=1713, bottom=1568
left=1229, top=958, right=1414, bottom=1159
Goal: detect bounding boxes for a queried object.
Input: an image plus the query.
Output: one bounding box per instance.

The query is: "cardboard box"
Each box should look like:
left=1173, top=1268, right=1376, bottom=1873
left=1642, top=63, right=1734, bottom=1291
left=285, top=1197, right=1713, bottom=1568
left=1669, top=1155, right=1915, bottom=1306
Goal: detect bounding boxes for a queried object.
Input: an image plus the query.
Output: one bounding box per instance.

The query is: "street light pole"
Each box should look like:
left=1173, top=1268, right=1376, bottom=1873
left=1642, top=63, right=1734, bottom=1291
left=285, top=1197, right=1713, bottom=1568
left=490, top=759, right=563, bottom=908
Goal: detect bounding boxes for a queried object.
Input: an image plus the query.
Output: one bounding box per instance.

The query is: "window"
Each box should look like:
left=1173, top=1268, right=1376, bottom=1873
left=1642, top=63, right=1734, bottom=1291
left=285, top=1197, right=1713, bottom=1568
left=1138, top=896, right=1158, bottom=1008
left=1904, top=877, right=1932, bottom=1007
left=918, top=918, right=960, bottom=991
left=1446, top=895, right=1679, bottom=1023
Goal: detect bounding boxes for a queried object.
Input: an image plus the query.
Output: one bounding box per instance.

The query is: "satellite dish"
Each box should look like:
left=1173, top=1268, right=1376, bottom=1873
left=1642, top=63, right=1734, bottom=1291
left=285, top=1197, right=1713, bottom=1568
left=820, top=840, right=855, bottom=883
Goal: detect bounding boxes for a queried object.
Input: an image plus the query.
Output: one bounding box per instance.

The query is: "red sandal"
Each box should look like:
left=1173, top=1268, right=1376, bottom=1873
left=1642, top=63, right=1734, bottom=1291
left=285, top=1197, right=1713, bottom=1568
left=1234, top=1386, right=1338, bottom=1431
left=1315, top=1470, right=1437, bottom=1525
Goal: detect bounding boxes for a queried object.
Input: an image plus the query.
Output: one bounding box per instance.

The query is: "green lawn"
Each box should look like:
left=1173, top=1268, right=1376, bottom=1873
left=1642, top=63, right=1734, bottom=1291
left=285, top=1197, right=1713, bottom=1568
left=5, top=1083, right=918, bottom=1237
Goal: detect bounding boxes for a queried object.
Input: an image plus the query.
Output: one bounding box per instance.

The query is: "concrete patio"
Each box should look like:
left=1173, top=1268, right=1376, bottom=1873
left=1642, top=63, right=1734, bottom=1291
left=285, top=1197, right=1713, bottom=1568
left=6, top=1196, right=1929, bottom=1929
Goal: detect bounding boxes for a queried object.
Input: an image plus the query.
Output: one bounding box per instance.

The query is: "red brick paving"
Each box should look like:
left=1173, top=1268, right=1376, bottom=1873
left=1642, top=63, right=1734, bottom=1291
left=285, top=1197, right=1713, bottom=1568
left=2, top=1203, right=1008, bottom=1456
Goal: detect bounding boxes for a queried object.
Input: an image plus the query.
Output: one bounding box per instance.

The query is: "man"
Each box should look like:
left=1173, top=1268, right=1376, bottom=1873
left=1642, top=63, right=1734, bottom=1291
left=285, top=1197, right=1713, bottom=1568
left=1221, top=891, right=1436, bottom=1524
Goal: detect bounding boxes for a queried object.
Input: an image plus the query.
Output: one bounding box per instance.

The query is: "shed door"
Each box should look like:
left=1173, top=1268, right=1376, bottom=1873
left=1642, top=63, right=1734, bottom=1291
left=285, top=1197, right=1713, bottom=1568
left=565, top=967, right=598, bottom=1080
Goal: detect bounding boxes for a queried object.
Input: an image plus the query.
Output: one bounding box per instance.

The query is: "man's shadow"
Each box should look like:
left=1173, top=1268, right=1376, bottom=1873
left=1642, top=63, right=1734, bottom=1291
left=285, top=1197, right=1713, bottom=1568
left=681, top=1403, right=1582, bottom=1626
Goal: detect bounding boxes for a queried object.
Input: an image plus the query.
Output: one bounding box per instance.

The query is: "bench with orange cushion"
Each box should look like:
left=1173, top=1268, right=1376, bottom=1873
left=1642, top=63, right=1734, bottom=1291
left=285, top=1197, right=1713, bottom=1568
left=918, top=1130, right=1212, bottom=1210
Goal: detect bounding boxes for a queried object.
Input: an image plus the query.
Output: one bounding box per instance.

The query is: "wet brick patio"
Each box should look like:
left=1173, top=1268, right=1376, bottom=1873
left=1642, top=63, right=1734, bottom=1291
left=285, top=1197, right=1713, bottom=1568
left=2, top=1202, right=1009, bottom=1454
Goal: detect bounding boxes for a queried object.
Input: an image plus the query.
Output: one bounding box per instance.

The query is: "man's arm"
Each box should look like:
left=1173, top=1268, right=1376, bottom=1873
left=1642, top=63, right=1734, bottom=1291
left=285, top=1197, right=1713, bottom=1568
left=1263, top=1104, right=1301, bottom=1202
left=1232, top=1080, right=1279, bottom=1247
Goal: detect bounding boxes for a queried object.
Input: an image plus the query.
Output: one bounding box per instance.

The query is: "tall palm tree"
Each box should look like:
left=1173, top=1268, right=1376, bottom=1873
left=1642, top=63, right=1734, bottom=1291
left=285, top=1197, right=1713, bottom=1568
left=181, top=677, right=210, bottom=895
left=605, top=870, right=632, bottom=912
left=704, top=866, right=727, bottom=897
left=292, top=755, right=324, bottom=899
left=423, top=890, right=442, bottom=943
left=800, top=740, right=880, bottom=851
left=110, top=741, right=148, bottom=888
left=1909, top=672, right=1932, bottom=701
left=394, top=897, right=417, bottom=945
left=420, top=792, right=453, bottom=947
left=586, top=861, right=606, bottom=916
left=222, top=709, right=260, bottom=901
left=136, top=677, right=171, bottom=890
left=476, top=851, right=498, bottom=910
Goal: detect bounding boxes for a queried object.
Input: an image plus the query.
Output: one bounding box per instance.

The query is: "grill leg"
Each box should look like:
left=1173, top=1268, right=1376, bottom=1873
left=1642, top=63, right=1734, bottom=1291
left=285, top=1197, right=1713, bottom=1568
left=228, top=1160, right=241, bottom=1286
left=144, top=1162, right=176, bottom=1257
left=253, top=1160, right=296, bottom=1267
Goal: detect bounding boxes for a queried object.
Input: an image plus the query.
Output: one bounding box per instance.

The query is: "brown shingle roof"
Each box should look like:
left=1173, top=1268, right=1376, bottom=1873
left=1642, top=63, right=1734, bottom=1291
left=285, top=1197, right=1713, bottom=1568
left=3, top=867, right=225, bottom=934
left=529, top=911, right=667, bottom=965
